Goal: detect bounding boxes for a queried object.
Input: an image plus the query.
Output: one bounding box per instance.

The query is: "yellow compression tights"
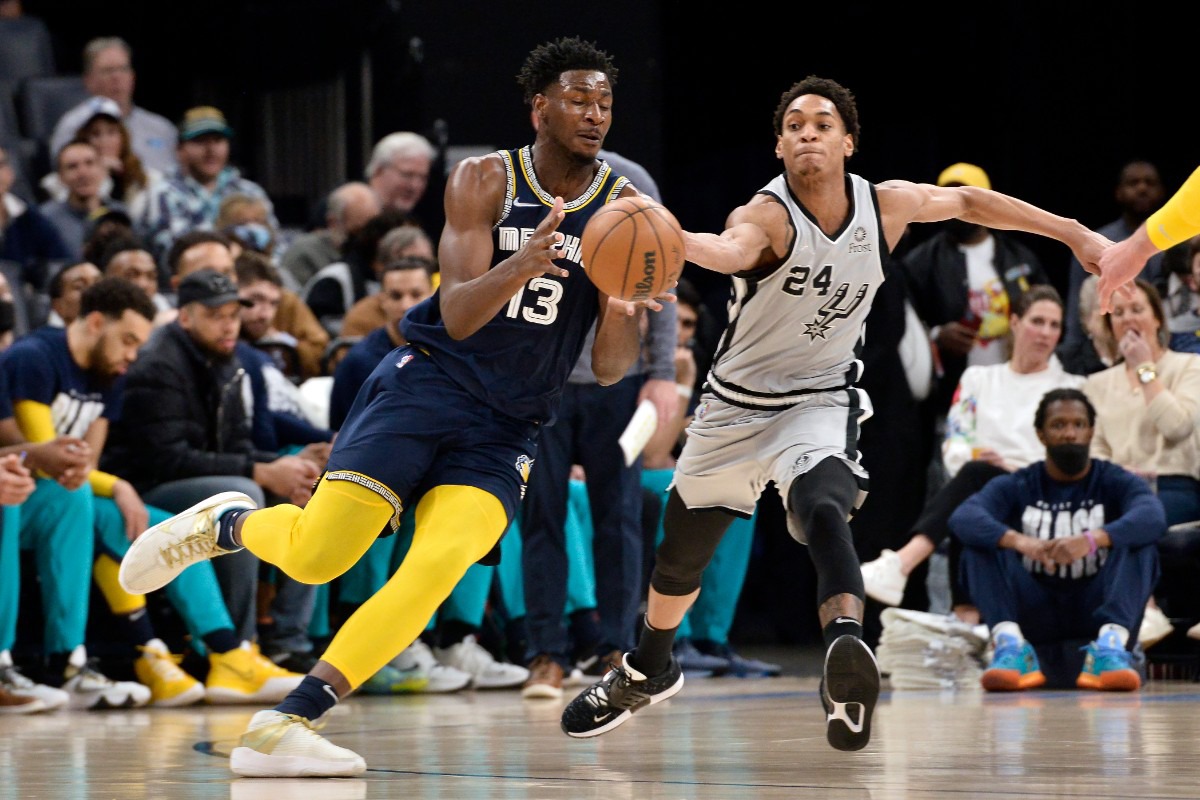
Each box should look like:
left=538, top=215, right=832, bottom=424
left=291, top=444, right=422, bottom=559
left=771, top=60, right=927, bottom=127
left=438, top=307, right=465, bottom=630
left=240, top=480, right=509, bottom=690
left=94, top=553, right=146, bottom=615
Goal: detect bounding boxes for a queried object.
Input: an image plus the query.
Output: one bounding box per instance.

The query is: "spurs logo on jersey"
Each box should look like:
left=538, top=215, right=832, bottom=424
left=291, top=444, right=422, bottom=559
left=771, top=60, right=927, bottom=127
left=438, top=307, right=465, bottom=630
left=803, top=282, right=870, bottom=341
left=706, top=172, right=885, bottom=410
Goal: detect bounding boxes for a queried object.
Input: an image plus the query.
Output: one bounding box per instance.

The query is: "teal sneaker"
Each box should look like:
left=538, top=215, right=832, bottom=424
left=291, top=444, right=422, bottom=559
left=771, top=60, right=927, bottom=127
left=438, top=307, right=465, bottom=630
left=980, top=634, right=1045, bottom=692
left=358, top=664, right=428, bottom=695
left=1077, top=627, right=1140, bottom=691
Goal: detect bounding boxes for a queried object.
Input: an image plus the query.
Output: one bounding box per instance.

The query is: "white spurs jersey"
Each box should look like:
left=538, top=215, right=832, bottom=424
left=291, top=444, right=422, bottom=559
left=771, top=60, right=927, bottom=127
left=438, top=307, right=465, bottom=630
left=706, top=172, right=886, bottom=409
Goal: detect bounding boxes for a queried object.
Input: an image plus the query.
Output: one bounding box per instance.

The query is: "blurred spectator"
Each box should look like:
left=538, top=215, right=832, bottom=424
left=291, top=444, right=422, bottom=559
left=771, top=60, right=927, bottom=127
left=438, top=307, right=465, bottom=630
left=142, top=106, right=278, bottom=265
left=80, top=207, right=135, bottom=266
left=903, top=162, right=1050, bottom=416
left=301, top=211, right=428, bottom=336
left=38, top=142, right=120, bottom=260
left=1159, top=234, right=1200, bottom=354
left=0, top=143, right=69, bottom=288
left=366, top=132, right=435, bottom=215
left=49, top=37, right=178, bottom=174
left=339, top=254, right=436, bottom=341
left=281, top=181, right=380, bottom=289
left=41, top=98, right=163, bottom=224
left=234, top=250, right=329, bottom=383
left=1057, top=274, right=1118, bottom=375
left=328, top=256, right=435, bottom=429
left=1062, top=160, right=1166, bottom=365
left=43, top=260, right=101, bottom=328
left=97, top=236, right=173, bottom=322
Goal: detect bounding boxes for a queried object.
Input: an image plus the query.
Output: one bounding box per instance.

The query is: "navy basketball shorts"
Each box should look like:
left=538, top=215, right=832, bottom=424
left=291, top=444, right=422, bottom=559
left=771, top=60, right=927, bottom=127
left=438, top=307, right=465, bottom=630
left=327, top=345, right=540, bottom=525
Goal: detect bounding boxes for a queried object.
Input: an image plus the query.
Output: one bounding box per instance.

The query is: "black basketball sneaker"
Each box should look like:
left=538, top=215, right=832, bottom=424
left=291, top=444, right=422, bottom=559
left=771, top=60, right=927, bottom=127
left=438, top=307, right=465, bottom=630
left=561, top=653, right=684, bottom=738
left=821, top=635, right=880, bottom=751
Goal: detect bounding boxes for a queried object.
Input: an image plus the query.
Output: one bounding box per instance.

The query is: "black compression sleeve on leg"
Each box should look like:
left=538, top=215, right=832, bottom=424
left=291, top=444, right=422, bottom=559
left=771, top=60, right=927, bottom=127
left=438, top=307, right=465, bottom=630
left=788, top=458, right=864, bottom=604
left=649, top=488, right=737, bottom=597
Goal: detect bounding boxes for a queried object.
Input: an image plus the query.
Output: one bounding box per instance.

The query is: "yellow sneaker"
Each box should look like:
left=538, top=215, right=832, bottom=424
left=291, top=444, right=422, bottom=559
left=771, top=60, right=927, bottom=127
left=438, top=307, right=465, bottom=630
left=135, top=639, right=205, bottom=707
left=230, top=710, right=365, bottom=777
left=207, top=641, right=306, bottom=704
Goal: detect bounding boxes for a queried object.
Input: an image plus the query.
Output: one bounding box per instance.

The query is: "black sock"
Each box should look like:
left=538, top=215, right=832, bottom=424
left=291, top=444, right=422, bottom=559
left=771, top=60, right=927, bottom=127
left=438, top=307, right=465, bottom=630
left=628, top=616, right=678, bottom=677
left=217, top=508, right=252, bottom=551
left=823, top=616, right=863, bottom=649
left=121, top=608, right=156, bottom=647
left=275, top=674, right=339, bottom=721
left=44, top=651, right=71, bottom=687
left=202, top=628, right=241, bottom=654
left=438, top=620, right=475, bottom=648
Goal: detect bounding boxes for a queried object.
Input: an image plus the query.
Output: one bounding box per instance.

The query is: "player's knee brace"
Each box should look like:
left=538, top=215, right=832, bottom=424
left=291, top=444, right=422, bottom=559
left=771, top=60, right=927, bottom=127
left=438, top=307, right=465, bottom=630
left=650, top=488, right=737, bottom=596
left=787, top=458, right=864, bottom=601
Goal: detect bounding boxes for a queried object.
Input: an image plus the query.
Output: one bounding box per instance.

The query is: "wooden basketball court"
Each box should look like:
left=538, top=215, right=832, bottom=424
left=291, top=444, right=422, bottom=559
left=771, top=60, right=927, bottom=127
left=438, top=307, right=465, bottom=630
left=4, top=646, right=1198, bottom=799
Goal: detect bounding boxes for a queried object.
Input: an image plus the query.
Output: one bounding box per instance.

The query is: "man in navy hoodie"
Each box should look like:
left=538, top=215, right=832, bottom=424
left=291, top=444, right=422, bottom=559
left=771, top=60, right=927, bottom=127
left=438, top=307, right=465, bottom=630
left=950, top=387, right=1164, bottom=692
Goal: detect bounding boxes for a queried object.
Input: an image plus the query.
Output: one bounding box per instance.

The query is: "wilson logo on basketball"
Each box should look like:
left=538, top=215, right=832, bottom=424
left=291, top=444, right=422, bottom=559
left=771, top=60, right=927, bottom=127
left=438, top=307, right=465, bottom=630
left=633, top=252, right=658, bottom=298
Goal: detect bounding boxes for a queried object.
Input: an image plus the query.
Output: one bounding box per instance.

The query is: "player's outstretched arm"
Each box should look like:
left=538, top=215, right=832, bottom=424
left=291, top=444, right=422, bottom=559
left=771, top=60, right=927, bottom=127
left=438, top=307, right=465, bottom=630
left=683, top=199, right=785, bottom=275
left=1097, top=166, right=1200, bottom=313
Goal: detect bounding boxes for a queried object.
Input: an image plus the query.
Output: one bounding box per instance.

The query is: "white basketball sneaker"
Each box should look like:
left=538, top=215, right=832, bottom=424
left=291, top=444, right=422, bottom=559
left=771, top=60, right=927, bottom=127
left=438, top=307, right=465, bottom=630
left=230, top=710, right=366, bottom=777
left=861, top=549, right=907, bottom=607
left=119, top=492, right=256, bottom=594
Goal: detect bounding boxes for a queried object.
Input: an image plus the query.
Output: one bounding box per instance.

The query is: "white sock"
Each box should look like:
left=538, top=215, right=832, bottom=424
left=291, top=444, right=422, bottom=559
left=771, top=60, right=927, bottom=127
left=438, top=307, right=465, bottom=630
left=992, top=621, right=1023, bottom=644
left=1099, top=623, right=1129, bottom=647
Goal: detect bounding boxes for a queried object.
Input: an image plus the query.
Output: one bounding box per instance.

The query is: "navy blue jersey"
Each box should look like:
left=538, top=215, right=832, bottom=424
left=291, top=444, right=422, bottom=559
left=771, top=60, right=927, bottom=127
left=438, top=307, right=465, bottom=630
left=0, top=327, right=124, bottom=435
left=403, top=146, right=628, bottom=424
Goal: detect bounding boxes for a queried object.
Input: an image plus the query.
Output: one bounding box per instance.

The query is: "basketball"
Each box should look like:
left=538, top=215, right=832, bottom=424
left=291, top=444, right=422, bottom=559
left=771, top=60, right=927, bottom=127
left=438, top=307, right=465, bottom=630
left=580, top=195, right=686, bottom=302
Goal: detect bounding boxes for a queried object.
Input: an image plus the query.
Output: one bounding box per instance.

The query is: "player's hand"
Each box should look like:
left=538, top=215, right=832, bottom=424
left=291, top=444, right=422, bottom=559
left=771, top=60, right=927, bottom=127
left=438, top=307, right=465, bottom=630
left=516, top=196, right=569, bottom=280
left=113, top=479, right=150, bottom=542
left=1096, top=229, right=1156, bottom=313
left=0, top=453, right=34, bottom=506
left=1045, top=535, right=1090, bottom=565
left=606, top=285, right=678, bottom=316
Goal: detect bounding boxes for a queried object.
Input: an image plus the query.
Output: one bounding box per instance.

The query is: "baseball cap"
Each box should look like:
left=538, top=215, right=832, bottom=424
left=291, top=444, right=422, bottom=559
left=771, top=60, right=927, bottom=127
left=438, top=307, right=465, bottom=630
left=936, top=162, right=991, bottom=190
left=177, top=269, right=251, bottom=308
left=80, top=96, right=123, bottom=124
left=179, top=106, right=234, bottom=141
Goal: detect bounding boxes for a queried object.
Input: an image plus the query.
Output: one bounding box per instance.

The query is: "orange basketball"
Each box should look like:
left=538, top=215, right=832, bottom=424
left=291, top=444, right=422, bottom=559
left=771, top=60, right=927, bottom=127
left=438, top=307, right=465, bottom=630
left=580, top=195, right=685, bottom=302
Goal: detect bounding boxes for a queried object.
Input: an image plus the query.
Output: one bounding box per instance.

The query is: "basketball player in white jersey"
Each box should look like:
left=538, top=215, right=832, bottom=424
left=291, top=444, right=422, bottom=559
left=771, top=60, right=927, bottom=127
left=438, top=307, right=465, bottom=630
left=562, top=75, right=1111, bottom=751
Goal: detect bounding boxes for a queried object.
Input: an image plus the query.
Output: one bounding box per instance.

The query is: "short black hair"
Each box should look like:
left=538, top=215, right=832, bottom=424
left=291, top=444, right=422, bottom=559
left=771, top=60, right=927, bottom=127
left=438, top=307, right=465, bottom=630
left=1034, top=388, right=1095, bottom=430
left=772, top=76, right=860, bottom=152
left=79, top=276, right=156, bottom=322
left=517, top=36, right=617, bottom=105
left=98, top=235, right=152, bottom=270
left=48, top=261, right=96, bottom=299
left=166, top=230, right=232, bottom=276
left=381, top=255, right=437, bottom=280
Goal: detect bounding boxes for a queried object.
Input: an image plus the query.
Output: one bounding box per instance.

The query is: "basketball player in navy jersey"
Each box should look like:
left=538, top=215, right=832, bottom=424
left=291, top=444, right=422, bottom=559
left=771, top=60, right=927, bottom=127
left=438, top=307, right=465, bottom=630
left=117, top=36, right=672, bottom=777
left=563, top=75, right=1112, bottom=751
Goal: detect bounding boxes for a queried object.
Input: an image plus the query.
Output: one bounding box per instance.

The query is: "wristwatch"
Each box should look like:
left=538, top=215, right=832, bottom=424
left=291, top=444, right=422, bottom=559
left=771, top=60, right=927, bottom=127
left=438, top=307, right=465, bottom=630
left=1136, top=362, right=1158, bottom=385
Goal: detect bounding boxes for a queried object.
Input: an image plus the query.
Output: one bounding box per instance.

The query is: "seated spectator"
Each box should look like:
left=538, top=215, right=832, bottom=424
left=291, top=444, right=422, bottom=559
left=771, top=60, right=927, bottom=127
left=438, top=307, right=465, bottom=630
left=328, top=257, right=435, bottom=429
left=950, top=388, right=1164, bottom=692
left=1082, top=278, right=1200, bottom=645
left=43, top=260, right=102, bottom=328
left=281, top=182, right=380, bottom=289
left=41, top=98, right=163, bottom=225
left=235, top=250, right=328, bottom=382
left=80, top=208, right=135, bottom=267
left=0, top=144, right=70, bottom=290
left=365, top=132, right=436, bottom=216
left=142, top=106, right=278, bottom=264
left=100, top=269, right=321, bottom=655
left=861, top=286, right=1085, bottom=620
left=1057, top=274, right=1117, bottom=376
left=38, top=142, right=122, bottom=262
left=1160, top=234, right=1200, bottom=355
left=49, top=37, right=178, bottom=174
left=97, top=236, right=173, bottom=322
left=301, top=210, right=425, bottom=336
left=338, top=255, right=436, bottom=345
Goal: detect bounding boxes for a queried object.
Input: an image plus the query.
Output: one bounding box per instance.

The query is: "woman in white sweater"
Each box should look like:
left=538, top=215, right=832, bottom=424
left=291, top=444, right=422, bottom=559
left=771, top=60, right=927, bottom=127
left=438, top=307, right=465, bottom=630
left=862, top=285, right=1085, bottom=617
left=1082, top=278, right=1200, bottom=643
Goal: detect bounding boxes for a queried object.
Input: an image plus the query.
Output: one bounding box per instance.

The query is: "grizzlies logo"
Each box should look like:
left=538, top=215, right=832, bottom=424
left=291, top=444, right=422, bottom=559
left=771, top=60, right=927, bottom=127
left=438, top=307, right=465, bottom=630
left=515, top=454, right=534, bottom=483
